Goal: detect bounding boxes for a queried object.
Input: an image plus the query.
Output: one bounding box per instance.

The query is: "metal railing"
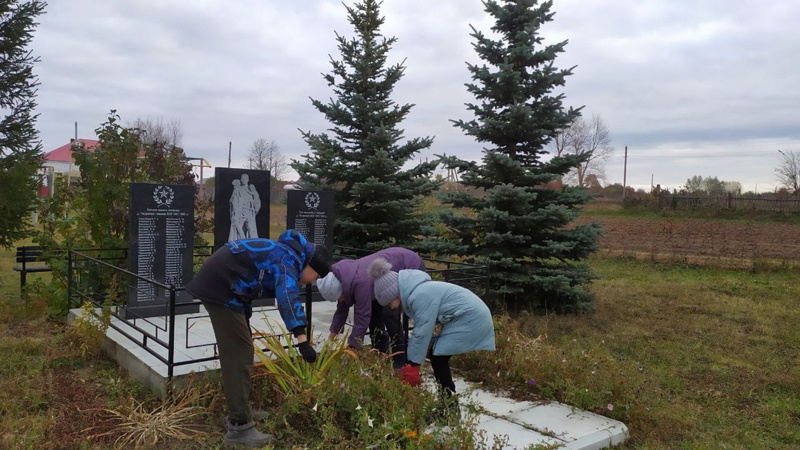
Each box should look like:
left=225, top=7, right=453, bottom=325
left=333, top=246, right=491, bottom=342
left=67, top=245, right=489, bottom=382
left=68, top=248, right=219, bottom=380
left=334, top=245, right=490, bottom=292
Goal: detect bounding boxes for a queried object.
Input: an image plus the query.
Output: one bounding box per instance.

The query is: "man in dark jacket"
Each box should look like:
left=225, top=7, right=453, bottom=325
left=316, top=247, right=424, bottom=369
left=186, top=229, right=332, bottom=447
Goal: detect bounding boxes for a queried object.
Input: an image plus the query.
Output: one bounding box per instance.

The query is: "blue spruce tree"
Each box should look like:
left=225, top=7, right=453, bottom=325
left=435, top=0, right=601, bottom=312
left=293, top=0, right=438, bottom=250
left=0, top=0, right=46, bottom=248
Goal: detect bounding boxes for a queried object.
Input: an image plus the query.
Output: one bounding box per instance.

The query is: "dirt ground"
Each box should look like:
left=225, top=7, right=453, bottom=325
left=578, top=217, right=800, bottom=264
left=269, top=201, right=798, bottom=264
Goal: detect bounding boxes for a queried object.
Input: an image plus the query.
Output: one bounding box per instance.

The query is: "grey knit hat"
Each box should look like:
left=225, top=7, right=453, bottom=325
left=316, top=272, right=342, bottom=302
left=368, top=257, right=400, bottom=306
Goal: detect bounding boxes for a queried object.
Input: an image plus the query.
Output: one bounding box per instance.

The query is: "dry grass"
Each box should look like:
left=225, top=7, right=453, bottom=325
left=452, top=254, right=800, bottom=448
left=85, top=378, right=213, bottom=449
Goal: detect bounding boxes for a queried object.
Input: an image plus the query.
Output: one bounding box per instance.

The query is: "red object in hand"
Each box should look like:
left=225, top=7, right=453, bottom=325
left=399, top=364, right=422, bottom=387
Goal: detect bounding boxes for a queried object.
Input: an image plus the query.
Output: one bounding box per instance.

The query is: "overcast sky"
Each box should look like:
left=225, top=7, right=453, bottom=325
left=30, top=0, right=800, bottom=193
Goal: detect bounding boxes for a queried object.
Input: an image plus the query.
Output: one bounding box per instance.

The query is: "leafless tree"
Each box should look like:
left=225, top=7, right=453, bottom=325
left=247, top=138, right=287, bottom=184
left=684, top=175, right=705, bottom=193
left=554, top=114, right=614, bottom=187
left=130, top=117, right=183, bottom=148
left=551, top=127, right=569, bottom=158
left=775, top=149, right=800, bottom=196
left=722, top=181, right=742, bottom=195
left=130, top=117, right=194, bottom=184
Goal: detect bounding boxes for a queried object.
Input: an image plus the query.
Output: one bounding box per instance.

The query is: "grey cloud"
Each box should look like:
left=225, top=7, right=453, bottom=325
left=27, top=0, right=800, bottom=191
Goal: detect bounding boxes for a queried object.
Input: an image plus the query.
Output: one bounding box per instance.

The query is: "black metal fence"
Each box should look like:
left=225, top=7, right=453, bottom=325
left=334, top=246, right=490, bottom=294
left=334, top=246, right=491, bottom=342
left=67, top=245, right=489, bottom=382
left=67, top=248, right=220, bottom=380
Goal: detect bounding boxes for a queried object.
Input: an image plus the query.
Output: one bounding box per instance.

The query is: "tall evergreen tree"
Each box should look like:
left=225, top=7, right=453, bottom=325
left=435, top=0, right=601, bottom=312
left=293, top=0, right=438, bottom=250
left=0, top=0, right=46, bottom=248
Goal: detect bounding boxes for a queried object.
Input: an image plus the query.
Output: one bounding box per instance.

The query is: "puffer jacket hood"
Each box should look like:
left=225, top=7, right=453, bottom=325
left=277, top=229, right=313, bottom=266
left=398, top=269, right=495, bottom=365
left=399, top=269, right=431, bottom=304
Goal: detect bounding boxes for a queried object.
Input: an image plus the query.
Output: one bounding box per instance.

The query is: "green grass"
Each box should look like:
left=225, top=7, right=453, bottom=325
left=2, top=210, right=800, bottom=448
left=270, top=202, right=288, bottom=239
left=504, top=256, right=800, bottom=448
left=0, top=246, right=17, bottom=299
left=0, top=238, right=54, bottom=300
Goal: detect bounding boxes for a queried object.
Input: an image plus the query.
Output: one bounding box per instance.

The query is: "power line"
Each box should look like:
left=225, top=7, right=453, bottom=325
left=615, top=152, right=773, bottom=158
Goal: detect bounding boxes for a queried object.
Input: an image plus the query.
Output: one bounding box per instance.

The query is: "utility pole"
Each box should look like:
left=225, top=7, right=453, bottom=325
left=622, top=145, right=628, bottom=200
left=227, top=141, right=232, bottom=168
left=67, top=121, right=78, bottom=189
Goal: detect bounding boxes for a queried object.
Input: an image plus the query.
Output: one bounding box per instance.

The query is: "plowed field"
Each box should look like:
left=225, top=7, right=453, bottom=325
left=579, top=217, right=800, bottom=263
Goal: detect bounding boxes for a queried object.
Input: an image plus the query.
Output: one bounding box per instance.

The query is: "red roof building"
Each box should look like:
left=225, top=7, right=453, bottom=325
left=43, top=138, right=99, bottom=164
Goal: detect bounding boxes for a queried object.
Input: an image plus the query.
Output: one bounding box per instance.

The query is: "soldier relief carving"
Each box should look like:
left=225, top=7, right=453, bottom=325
left=228, top=173, right=262, bottom=241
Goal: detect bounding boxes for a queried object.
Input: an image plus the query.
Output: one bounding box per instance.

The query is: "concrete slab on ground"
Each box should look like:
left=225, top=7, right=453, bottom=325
left=454, top=378, right=628, bottom=449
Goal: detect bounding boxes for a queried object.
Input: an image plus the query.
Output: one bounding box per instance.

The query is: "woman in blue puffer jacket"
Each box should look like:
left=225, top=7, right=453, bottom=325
left=368, top=257, right=495, bottom=399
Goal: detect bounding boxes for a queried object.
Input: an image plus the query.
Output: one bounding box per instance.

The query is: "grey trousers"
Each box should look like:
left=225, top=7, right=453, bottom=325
left=203, top=301, right=253, bottom=425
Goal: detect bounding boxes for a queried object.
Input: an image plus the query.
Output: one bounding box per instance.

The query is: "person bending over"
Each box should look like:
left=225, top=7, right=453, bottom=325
left=186, top=229, right=332, bottom=447
left=368, top=257, right=495, bottom=415
left=317, top=247, right=424, bottom=369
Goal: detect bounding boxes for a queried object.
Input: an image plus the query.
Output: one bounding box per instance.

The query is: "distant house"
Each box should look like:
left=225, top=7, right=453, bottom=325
left=42, top=138, right=99, bottom=174
left=38, top=139, right=98, bottom=196
left=281, top=180, right=303, bottom=191
left=274, top=180, right=301, bottom=203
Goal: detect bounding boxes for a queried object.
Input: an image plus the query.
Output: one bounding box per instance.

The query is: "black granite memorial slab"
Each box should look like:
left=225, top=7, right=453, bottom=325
left=287, top=190, right=335, bottom=302
left=286, top=190, right=334, bottom=251
left=126, top=183, right=198, bottom=318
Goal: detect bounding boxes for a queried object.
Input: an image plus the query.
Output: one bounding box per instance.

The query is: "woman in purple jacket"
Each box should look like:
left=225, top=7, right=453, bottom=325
left=316, top=247, right=425, bottom=369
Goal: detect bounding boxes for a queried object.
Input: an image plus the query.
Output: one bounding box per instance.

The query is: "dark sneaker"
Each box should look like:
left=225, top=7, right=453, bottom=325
left=224, top=420, right=273, bottom=448
left=219, top=410, right=268, bottom=428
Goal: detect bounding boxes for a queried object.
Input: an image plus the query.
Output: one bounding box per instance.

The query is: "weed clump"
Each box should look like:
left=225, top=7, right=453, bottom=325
left=249, top=319, right=489, bottom=449
left=85, top=377, right=214, bottom=448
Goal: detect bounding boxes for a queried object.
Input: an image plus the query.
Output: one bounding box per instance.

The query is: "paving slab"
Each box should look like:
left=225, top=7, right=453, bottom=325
left=472, top=415, right=564, bottom=448
left=453, top=378, right=628, bottom=449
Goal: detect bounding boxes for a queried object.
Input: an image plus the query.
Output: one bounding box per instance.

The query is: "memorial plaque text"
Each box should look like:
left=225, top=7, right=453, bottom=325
left=126, top=183, right=197, bottom=318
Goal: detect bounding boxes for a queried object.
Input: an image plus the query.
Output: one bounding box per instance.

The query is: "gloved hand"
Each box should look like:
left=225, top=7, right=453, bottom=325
left=398, top=364, right=421, bottom=387
left=297, top=341, right=317, bottom=363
